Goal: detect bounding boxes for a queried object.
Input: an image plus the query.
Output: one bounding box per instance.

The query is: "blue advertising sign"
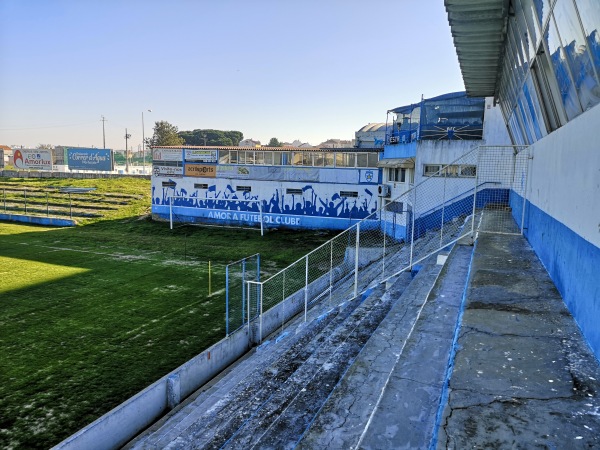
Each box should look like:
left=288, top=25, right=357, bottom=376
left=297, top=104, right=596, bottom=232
left=67, top=148, right=114, bottom=171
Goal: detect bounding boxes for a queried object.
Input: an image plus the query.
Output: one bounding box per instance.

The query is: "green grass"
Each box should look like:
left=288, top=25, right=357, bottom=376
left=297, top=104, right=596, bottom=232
left=0, top=177, right=335, bottom=449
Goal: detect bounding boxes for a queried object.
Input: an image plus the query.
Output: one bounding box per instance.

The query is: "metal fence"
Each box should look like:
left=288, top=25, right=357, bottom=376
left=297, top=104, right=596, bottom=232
left=240, top=145, right=530, bottom=343
left=225, top=253, right=260, bottom=335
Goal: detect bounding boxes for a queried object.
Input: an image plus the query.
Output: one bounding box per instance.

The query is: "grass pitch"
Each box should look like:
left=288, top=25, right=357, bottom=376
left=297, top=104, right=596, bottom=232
left=0, top=178, right=335, bottom=449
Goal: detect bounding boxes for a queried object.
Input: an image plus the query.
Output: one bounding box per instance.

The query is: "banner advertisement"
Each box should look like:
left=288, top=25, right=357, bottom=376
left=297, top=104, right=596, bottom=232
left=153, top=165, right=183, bottom=177
left=153, top=148, right=182, bottom=162
left=13, top=149, right=53, bottom=170
left=67, top=148, right=113, bottom=171
left=184, top=149, right=218, bottom=163
left=185, top=164, right=217, bottom=178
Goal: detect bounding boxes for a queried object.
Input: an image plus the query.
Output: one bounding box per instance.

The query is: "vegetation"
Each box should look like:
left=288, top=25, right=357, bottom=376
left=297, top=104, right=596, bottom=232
left=0, top=177, right=335, bottom=449
left=268, top=137, right=283, bottom=147
left=146, top=120, right=185, bottom=147
left=178, top=129, right=243, bottom=147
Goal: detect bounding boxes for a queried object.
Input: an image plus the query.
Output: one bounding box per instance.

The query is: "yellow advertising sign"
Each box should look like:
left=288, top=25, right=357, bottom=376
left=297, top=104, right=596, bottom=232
left=185, top=164, right=217, bottom=178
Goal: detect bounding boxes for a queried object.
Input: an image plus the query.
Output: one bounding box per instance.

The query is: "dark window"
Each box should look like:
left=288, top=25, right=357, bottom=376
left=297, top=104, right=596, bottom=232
left=194, top=183, right=209, bottom=189
left=162, top=181, right=176, bottom=188
left=340, top=191, right=358, bottom=198
left=286, top=188, right=303, bottom=195
left=236, top=186, right=251, bottom=192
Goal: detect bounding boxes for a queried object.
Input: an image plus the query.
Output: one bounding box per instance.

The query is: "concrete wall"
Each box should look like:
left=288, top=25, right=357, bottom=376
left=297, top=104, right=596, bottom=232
left=0, top=213, right=76, bottom=227
left=516, top=104, right=600, bottom=360
left=54, top=328, right=251, bottom=450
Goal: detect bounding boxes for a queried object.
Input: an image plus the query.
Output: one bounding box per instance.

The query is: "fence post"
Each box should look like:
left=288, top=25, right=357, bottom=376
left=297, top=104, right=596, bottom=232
left=409, top=186, right=416, bottom=269
left=46, top=192, right=49, bottom=216
left=225, top=264, right=230, bottom=336
left=440, top=170, right=447, bottom=248
left=69, top=193, right=72, bottom=219
left=242, top=259, right=246, bottom=325
left=471, top=147, right=480, bottom=239
left=3, top=189, right=5, bottom=212
left=169, top=196, right=173, bottom=230
left=24, top=189, right=27, bottom=214
left=329, top=240, right=333, bottom=303
left=382, top=206, right=387, bottom=280
left=354, top=223, right=360, bottom=298
left=259, top=283, right=263, bottom=343
left=520, top=147, right=531, bottom=235
left=304, top=254, right=309, bottom=322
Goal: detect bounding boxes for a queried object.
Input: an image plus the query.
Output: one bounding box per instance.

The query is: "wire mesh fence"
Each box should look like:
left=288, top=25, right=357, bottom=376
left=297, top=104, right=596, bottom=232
left=236, top=145, right=530, bottom=343
left=225, top=253, right=260, bottom=335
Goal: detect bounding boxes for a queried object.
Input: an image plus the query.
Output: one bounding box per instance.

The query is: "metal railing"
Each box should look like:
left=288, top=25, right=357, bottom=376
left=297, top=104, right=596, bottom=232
left=237, top=145, right=530, bottom=343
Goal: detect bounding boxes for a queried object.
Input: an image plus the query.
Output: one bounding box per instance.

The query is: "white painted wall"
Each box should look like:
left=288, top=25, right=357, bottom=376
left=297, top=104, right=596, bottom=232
left=527, top=103, right=600, bottom=247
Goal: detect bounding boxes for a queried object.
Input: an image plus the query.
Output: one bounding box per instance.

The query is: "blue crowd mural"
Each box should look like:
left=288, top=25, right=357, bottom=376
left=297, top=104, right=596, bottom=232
left=152, top=180, right=378, bottom=222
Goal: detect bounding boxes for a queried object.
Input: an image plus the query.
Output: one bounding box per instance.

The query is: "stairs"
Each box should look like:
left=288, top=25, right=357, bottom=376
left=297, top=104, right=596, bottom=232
left=127, top=239, right=474, bottom=450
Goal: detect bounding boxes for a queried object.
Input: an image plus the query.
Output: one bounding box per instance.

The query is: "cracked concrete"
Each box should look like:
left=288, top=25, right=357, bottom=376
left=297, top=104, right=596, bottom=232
left=437, top=231, right=600, bottom=449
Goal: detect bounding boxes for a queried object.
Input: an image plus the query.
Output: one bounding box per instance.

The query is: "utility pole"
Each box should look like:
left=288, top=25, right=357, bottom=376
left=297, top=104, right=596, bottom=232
left=125, top=128, right=131, bottom=174
left=101, top=115, right=107, bottom=148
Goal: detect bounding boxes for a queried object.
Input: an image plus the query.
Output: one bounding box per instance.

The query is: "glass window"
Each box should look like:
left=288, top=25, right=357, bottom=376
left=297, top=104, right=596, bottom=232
left=272, top=152, right=282, bottom=165
left=335, top=153, right=344, bottom=167
left=324, top=153, right=334, bottom=167
left=538, top=0, right=553, bottom=32
left=516, top=98, right=534, bottom=144
left=546, top=15, right=583, bottom=119
left=312, top=152, right=324, bottom=166
left=509, top=111, right=527, bottom=145
left=238, top=151, right=246, bottom=164
left=516, top=0, right=536, bottom=61
left=357, top=153, right=368, bottom=167
left=554, top=0, right=600, bottom=110
left=229, top=150, right=238, bottom=164
left=522, top=74, right=548, bottom=140
left=255, top=151, right=264, bottom=165
left=264, top=152, right=273, bottom=165
left=575, top=0, right=600, bottom=74
left=346, top=153, right=356, bottom=167
left=218, top=150, right=230, bottom=164
left=303, top=152, right=314, bottom=166
left=367, top=153, right=378, bottom=167
left=519, top=0, right=543, bottom=50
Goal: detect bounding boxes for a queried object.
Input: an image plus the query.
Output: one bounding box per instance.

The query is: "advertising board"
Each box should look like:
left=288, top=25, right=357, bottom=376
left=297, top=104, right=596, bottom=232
left=184, top=149, right=218, bottom=163
left=67, top=148, right=114, bottom=171
left=13, top=149, right=52, bottom=170
left=153, top=165, right=183, bottom=177
left=184, top=164, right=217, bottom=178
left=153, top=148, right=182, bottom=162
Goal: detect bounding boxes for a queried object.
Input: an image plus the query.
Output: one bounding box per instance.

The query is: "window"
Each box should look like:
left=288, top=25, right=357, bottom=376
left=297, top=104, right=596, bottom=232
left=386, top=201, right=404, bottom=213
left=367, top=153, right=379, bottom=167
left=194, top=183, right=209, bottom=189
left=236, top=186, right=251, bottom=192
left=162, top=181, right=176, bottom=188
left=272, top=152, right=282, bottom=165
left=460, top=165, right=477, bottom=177
left=264, top=152, right=273, bottom=165
left=424, top=165, right=441, bottom=176
left=340, top=191, right=358, bottom=198
left=388, top=167, right=406, bottom=182
left=255, top=151, right=265, bottom=165
left=229, top=150, right=238, bottom=164
left=219, top=150, right=230, bottom=164
left=286, top=188, right=303, bottom=195
left=357, top=153, right=368, bottom=167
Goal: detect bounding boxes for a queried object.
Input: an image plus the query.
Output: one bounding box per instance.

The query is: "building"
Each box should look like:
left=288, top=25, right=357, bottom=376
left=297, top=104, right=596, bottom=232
left=446, top=0, right=600, bottom=360
left=355, top=123, right=386, bottom=148
left=238, top=138, right=261, bottom=147
left=151, top=146, right=381, bottom=230
left=318, top=138, right=355, bottom=148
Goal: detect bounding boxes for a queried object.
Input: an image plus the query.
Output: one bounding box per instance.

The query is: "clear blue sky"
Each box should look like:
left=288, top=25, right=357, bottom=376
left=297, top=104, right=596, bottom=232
left=0, top=0, right=465, bottom=150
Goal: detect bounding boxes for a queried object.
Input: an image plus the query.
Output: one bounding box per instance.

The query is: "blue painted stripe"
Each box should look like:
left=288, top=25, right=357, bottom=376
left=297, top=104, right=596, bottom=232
left=429, top=241, right=477, bottom=450
left=0, top=214, right=76, bottom=227
left=510, top=195, right=600, bottom=362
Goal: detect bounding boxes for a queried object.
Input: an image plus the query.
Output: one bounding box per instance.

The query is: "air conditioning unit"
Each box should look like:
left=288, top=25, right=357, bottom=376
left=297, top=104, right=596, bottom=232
left=378, top=184, right=391, bottom=197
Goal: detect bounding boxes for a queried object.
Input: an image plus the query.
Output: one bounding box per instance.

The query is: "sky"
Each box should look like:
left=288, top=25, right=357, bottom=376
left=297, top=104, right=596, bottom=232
left=0, top=0, right=465, bottom=150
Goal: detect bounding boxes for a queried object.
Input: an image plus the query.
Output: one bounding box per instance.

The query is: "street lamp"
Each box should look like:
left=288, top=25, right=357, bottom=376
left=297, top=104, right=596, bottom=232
left=142, top=109, right=152, bottom=174
left=125, top=129, right=131, bottom=174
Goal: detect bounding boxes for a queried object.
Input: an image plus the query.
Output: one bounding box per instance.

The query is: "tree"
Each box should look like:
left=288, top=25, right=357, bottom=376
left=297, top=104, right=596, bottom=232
left=178, top=129, right=244, bottom=146
left=147, top=121, right=184, bottom=147
left=268, top=137, right=283, bottom=147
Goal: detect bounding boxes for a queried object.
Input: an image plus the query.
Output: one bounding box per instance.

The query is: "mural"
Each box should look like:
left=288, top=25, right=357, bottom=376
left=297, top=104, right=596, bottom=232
left=152, top=180, right=379, bottom=222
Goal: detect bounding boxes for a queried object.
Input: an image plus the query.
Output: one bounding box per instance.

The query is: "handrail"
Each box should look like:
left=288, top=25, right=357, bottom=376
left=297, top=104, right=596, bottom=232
left=417, top=181, right=501, bottom=218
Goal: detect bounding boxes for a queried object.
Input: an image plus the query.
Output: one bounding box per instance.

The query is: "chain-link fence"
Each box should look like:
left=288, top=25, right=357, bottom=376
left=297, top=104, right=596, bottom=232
left=241, top=145, right=530, bottom=343
left=225, top=254, right=260, bottom=335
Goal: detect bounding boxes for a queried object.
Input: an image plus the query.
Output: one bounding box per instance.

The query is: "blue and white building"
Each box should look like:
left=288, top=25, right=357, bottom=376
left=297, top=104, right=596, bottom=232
left=446, top=0, right=600, bottom=359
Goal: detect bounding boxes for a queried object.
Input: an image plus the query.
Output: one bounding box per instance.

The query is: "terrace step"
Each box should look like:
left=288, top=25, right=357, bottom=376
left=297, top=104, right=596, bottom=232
left=127, top=271, right=415, bottom=449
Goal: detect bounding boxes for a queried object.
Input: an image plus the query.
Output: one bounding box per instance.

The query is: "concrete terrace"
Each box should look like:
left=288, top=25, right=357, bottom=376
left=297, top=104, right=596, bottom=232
left=125, top=217, right=600, bottom=449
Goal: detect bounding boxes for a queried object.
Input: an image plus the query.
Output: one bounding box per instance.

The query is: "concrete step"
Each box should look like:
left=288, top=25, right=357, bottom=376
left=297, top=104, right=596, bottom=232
left=127, top=272, right=414, bottom=449
left=299, top=243, right=473, bottom=449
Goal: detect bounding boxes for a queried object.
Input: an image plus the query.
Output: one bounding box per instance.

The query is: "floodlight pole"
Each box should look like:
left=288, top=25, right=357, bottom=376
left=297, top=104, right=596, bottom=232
left=125, top=129, right=131, bottom=174
left=142, top=109, right=152, bottom=174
